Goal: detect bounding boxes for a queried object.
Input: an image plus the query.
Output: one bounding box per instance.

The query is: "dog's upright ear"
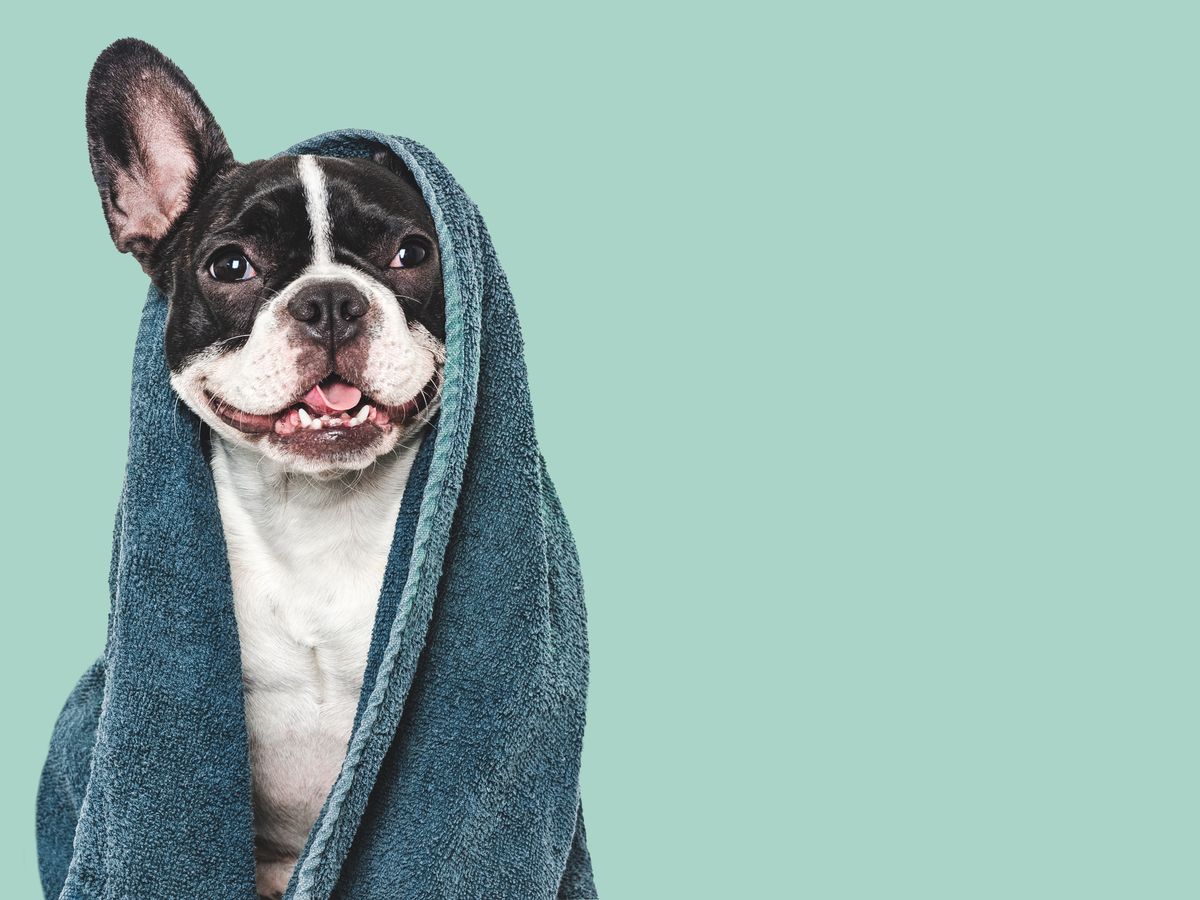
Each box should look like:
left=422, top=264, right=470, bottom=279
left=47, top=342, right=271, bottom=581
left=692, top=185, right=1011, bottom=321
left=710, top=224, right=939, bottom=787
left=371, top=145, right=420, bottom=190
left=86, top=39, right=233, bottom=271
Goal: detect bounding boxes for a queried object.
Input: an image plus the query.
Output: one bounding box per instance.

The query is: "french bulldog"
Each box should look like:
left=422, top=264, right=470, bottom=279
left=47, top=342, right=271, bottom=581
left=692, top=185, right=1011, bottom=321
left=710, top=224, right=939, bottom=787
left=85, top=38, right=445, bottom=898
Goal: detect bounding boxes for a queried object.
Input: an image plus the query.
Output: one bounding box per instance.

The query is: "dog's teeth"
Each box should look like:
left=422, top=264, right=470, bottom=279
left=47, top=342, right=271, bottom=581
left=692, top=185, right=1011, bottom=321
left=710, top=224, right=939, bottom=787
left=350, top=406, right=369, bottom=426
left=311, top=417, right=323, bottom=430
left=297, top=407, right=312, bottom=427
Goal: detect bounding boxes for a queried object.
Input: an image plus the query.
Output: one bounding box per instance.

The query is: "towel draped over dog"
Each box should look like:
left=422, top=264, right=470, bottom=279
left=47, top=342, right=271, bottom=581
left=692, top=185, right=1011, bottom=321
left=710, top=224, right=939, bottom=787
left=36, top=131, right=597, bottom=900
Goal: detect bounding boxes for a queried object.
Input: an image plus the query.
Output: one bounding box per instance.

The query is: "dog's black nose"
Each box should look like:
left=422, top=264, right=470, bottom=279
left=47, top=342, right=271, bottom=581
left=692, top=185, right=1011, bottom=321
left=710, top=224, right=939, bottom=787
left=286, top=280, right=369, bottom=349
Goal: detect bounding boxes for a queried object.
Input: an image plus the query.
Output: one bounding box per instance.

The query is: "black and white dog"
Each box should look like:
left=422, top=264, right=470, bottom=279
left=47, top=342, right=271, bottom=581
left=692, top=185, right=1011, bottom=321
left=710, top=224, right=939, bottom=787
left=86, top=39, right=446, bottom=897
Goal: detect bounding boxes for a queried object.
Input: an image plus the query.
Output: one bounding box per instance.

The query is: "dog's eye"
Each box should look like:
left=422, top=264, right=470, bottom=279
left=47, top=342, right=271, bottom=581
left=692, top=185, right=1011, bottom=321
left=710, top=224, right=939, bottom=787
left=208, top=250, right=257, bottom=282
left=389, top=238, right=429, bottom=269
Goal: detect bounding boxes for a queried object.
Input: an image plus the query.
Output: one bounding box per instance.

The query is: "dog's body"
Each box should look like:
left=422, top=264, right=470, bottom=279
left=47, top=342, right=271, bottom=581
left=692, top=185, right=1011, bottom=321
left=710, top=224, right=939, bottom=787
left=211, top=437, right=423, bottom=894
left=85, top=40, right=446, bottom=897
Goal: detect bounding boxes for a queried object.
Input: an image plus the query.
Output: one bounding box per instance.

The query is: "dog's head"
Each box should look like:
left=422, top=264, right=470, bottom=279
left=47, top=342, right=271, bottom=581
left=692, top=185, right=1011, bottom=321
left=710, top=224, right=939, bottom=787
left=85, top=39, right=445, bottom=475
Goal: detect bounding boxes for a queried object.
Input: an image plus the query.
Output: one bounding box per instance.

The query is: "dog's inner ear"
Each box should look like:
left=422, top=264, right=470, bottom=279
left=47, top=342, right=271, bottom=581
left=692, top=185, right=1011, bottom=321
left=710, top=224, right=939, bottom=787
left=371, top=146, right=420, bottom=189
left=86, top=40, right=233, bottom=269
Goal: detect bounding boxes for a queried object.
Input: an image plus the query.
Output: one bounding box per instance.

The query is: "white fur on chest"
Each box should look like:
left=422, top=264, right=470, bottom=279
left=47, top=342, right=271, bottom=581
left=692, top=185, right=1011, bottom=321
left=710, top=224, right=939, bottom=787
left=209, top=434, right=422, bottom=859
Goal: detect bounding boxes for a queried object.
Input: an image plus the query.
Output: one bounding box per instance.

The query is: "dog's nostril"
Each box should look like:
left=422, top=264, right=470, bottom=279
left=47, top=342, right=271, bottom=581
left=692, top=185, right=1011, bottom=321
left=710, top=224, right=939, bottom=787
left=338, top=295, right=368, bottom=321
left=287, top=296, right=322, bottom=323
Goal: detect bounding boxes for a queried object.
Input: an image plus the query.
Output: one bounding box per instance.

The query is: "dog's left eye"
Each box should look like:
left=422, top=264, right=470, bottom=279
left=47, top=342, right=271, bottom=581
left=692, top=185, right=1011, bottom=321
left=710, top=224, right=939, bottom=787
left=388, top=238, right=429, bottom=269
left=208, top=250, right=258, bottom=282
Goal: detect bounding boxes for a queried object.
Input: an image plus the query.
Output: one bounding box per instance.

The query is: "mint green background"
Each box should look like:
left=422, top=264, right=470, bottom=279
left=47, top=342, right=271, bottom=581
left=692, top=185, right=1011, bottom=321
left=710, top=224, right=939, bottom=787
left=3, top=3, right=1195, bottom=897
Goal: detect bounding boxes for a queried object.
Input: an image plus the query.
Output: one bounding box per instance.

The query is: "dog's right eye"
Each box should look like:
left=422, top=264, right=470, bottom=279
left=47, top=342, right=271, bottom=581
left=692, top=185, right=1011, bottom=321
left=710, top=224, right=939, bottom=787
left=208, top=250, right=258, bottom=282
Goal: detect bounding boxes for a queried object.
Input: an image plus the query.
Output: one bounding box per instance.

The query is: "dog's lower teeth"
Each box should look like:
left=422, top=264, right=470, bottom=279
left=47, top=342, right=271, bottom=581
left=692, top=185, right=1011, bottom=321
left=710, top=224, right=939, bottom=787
left=277, top=403, right=377, bottom=434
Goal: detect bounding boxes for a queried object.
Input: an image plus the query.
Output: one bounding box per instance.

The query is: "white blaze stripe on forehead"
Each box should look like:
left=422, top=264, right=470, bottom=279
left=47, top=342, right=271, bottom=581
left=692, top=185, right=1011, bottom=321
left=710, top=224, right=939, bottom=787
left=298, top=155, right=333, bottom=266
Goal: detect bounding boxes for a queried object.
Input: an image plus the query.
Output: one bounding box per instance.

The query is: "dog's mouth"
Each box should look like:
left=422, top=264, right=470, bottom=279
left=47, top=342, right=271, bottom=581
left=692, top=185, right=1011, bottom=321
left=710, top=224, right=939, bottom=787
left=203, top=374, right=438, bottom=442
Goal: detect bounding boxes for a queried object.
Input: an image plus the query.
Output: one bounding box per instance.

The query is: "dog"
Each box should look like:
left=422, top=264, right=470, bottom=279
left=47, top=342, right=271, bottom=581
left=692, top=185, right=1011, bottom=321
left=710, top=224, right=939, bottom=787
left=85, top=39, right=446, bottom=898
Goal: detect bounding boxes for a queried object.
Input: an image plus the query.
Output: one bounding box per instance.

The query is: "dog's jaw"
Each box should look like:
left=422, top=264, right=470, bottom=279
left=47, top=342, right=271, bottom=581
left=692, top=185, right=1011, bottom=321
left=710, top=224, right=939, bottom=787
left=168, top=316, right=444, bottom=477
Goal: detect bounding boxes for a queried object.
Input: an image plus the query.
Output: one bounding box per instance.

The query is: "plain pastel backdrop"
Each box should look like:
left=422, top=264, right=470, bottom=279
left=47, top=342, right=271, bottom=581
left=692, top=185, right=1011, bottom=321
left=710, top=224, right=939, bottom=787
left=2, top=2, right=1196, bottom=897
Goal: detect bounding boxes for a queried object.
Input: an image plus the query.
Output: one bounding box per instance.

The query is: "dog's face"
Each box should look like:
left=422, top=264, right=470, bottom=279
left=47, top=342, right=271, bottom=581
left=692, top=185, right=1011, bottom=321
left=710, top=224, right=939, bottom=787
left=160, top=153, right=446, bottom=475
left=85, top=40, right=445, bottom=475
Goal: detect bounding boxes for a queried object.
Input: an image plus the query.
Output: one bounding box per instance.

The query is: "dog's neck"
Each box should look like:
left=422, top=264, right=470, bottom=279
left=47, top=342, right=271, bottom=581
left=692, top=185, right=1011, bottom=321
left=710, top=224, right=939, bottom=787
left=208, top=432, right=423, bottom=549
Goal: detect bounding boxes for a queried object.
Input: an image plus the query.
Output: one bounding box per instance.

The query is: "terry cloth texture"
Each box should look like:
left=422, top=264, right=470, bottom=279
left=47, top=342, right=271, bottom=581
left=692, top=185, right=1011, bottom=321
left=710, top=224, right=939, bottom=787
left=36, top=130, right=596, bottom=900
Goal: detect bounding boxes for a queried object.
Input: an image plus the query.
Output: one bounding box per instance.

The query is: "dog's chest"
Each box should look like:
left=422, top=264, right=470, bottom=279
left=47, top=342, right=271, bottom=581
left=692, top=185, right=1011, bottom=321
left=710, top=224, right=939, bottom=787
left=209, top=437, right=420, bottom=853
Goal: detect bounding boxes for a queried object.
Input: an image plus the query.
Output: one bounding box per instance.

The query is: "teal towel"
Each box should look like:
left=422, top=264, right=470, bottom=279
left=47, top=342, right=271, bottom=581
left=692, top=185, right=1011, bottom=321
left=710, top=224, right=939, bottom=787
left=36, top=130, right=596, bottom=900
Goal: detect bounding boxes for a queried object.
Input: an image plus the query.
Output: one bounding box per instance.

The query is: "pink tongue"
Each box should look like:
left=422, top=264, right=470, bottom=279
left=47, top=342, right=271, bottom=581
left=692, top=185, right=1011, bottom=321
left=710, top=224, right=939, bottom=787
left=302, top=380, right=362, bottom=415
